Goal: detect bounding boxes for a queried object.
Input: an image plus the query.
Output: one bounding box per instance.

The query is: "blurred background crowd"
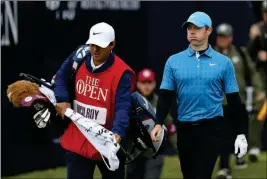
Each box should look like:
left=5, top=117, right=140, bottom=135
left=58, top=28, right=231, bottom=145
left=1, top=1, right=267, bottom=178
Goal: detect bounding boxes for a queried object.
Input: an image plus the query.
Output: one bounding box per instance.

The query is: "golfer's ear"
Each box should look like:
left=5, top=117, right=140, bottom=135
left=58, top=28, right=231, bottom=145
left=207, top=27, right=213, bottom=35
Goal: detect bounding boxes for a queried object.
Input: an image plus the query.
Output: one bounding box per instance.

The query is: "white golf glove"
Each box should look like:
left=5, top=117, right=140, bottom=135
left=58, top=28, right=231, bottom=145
left=234, top=134, right=248, bottom=158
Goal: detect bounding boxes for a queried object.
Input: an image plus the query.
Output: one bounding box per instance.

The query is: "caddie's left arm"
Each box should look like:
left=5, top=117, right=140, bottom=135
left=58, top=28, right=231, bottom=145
left=223, top=58, right=248, bottom=158
left=112, top=71, right=132, bottom=143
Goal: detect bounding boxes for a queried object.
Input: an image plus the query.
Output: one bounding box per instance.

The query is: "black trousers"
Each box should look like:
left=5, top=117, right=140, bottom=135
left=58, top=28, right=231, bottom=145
left=65, top=150, right=125, bottom=179
left=175, top=117, right=225, bottom=179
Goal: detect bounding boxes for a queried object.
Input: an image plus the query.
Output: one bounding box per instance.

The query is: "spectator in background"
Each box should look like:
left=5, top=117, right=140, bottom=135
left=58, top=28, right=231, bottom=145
left=126, top=68, right=177, bottom=179
left=248, top=0, right=267, bottom=154
left=214, top=23, right=266, bottom=179
left=249, top=1, right=267, bottom=41
left=248, top=1, right=267, bottom=90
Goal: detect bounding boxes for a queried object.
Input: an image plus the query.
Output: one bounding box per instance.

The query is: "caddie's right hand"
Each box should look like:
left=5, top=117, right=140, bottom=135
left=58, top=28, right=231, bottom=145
left=150, top=124, right=163, bottom=142
left=55, top=102, right=71, bottom=119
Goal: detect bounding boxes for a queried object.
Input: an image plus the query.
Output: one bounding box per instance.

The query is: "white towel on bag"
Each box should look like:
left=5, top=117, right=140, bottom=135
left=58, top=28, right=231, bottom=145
left=39, top=85, right=120, bottom=171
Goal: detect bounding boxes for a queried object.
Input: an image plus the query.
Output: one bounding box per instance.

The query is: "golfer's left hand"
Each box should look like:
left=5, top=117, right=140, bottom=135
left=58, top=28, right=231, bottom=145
left=234, top=134, right=248, bottom=158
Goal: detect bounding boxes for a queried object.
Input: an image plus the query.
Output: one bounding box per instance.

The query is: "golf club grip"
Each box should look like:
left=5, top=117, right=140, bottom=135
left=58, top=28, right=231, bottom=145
left=20, top=73, right=53, bottom=89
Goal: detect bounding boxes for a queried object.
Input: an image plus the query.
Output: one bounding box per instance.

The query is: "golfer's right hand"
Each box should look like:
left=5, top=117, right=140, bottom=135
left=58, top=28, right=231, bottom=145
left=151, top=124, right=163, bottom=142
left=55, top=102, right=71, bottom=119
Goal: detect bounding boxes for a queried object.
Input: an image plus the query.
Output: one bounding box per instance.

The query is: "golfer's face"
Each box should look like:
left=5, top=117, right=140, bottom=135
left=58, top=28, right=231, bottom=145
left=137, top=81, right=156, bottom=97
left=187, top=24, right=209, bottom=45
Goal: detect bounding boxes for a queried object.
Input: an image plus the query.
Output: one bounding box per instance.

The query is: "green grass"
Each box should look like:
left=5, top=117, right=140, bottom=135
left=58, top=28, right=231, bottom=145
left=3, top=153, right=266, bottom=179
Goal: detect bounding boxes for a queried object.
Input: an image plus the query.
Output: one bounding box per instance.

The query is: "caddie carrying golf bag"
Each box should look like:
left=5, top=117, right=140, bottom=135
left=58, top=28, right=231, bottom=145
left=18, top=73, right=167, bottom=164
left=16, top=44, right=167, bottom=164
